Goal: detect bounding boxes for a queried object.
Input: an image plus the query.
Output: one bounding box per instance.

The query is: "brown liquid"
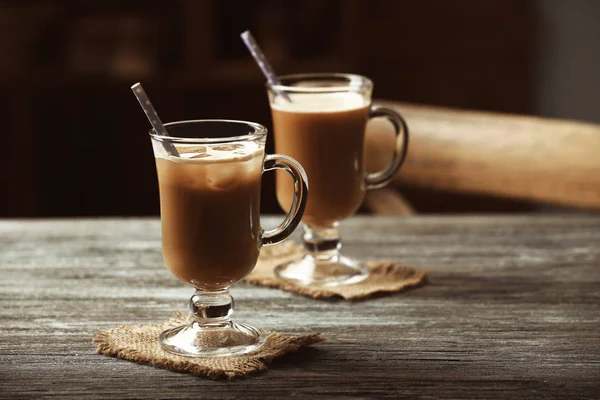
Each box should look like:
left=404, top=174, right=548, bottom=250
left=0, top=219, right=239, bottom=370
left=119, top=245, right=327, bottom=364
left=272, top=95, right=369, bottom=227
left=155, top=147, right=263, bottom=290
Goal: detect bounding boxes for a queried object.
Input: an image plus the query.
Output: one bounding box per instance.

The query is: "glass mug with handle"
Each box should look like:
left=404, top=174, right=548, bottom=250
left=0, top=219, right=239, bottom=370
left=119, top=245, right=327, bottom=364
left=150, top=120, right=308, bottom=357
left=268, top=73, right=409, bottom=287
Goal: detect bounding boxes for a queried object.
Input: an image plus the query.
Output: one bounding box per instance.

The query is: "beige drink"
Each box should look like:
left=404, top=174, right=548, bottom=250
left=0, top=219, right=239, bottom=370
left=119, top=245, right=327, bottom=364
left=271, top=92, right=370, bottom=227
left=154, top=143, right=264, bottom=290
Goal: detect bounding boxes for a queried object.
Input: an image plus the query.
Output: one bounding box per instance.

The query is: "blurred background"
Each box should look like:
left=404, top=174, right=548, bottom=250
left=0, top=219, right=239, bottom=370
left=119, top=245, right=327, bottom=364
left=2, top=0, right=599, bottom=217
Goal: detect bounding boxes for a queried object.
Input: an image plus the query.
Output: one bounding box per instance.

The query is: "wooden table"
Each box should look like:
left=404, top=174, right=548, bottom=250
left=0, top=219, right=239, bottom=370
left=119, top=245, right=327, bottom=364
left=1, top=216, right=599, bottom=399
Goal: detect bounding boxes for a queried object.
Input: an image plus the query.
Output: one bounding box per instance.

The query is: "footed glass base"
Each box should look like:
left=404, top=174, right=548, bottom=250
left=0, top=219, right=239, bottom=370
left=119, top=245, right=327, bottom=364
left=159, top=288, right=265, bottom=357
left=274, top=222, right=370, bottom=287
left=159, top=320, right=266, bottom=357
left=274, top=253, right=369, bottom=287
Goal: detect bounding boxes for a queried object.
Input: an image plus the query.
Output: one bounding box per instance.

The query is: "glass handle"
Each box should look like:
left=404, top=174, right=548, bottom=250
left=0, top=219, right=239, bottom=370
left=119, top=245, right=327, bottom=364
left=365, top=106, right=410, bottom=189
left=261, top=154, right=308, bottom=246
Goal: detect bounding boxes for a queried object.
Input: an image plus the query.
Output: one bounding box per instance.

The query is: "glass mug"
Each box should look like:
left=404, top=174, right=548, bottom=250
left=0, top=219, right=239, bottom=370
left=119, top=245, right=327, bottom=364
left=268, top=73, right=409, bottom=287
left=150, top=120, right=308, bottom=357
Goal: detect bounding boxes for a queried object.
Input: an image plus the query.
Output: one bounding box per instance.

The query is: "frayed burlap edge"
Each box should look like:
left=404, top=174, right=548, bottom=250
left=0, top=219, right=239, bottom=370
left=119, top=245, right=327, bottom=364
left=93, top=312, right=324, bottom=380
left=245, top=241, right=428, bottom=300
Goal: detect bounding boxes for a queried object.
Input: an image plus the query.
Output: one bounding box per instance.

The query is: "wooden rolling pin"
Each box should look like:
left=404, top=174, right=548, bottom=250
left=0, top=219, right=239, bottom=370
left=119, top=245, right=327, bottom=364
left=365, top=102, right=600, bottom=210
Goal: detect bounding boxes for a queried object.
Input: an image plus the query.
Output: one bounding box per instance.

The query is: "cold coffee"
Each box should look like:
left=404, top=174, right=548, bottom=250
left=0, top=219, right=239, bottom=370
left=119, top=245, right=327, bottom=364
left=155, top=143, right=264, bottom=290
left=271, top=92, right=369, bottom=227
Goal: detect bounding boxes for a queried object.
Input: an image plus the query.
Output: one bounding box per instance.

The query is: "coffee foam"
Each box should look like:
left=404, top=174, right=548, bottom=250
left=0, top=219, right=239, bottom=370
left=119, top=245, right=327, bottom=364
left=271, top=92, right=368, bottom=113
left=153, top=141, right=263, bottom=164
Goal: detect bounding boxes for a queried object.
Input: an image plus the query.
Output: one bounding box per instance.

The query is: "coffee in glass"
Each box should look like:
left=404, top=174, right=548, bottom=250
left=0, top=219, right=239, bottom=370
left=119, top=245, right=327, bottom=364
left=268, top=74, right=409, bottom=287
left=151, top=120, right=308, bottom=357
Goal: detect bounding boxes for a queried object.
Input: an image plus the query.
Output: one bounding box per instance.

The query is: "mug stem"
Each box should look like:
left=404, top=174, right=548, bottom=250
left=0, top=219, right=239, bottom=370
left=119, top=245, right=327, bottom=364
left=189, top=288, right=234, bottom=325
left=302, top=223, right=342, bottom=260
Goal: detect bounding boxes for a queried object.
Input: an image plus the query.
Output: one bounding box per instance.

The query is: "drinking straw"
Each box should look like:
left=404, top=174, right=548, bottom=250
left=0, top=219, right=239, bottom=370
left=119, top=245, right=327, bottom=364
left=240, top=30, right=291, bottom=102
left=131, top=82, right=179, bottom=156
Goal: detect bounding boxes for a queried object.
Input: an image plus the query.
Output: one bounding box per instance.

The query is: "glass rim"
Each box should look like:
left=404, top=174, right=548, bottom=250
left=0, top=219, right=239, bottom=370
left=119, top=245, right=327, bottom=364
left=149, top=119, right=267, bottom=144
left=268, top=73, right=373, bottom=93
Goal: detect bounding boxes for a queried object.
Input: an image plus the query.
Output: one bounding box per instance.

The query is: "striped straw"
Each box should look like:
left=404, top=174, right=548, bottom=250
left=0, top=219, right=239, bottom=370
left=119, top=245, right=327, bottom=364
left=240, top=30, right=291, bottom=102
left=131, top=83, right=179, bottom=156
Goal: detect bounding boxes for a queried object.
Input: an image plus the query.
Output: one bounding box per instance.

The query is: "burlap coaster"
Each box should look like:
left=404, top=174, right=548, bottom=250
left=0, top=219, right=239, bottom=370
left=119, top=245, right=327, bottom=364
left=93, top=312, right=324, bottom=379
left=245, top=241, right=427, bottom=300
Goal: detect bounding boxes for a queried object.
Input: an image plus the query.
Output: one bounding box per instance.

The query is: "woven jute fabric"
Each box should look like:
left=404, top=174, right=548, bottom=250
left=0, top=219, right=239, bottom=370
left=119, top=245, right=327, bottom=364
left=93, top=312, right=324, bottom=379
left=244, top=241, right=428, bottom=300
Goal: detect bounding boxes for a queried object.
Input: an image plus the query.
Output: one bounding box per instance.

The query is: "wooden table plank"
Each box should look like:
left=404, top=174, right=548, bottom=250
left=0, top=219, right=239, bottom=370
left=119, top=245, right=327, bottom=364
left=1, top=216, right=599, bottom=399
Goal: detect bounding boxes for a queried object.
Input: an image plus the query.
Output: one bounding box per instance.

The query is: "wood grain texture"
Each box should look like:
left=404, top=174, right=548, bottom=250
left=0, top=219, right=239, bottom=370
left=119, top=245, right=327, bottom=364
left=365, top=102, right=600, bottom=209
left=1, top=216, right=599, bottom=399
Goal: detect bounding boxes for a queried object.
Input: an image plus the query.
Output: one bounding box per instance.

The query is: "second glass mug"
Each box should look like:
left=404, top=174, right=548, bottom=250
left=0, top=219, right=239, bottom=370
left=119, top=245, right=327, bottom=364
left=150, top=120, right=308, bottom=357
left=267, top=73, right=409, bottom=287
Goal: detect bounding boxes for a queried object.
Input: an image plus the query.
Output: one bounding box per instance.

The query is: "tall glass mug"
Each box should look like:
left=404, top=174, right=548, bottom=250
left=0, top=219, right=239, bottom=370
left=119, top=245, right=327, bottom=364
left=268, top=73, right=409, bottom=287
left=150, top=120, right=307, bottom=357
